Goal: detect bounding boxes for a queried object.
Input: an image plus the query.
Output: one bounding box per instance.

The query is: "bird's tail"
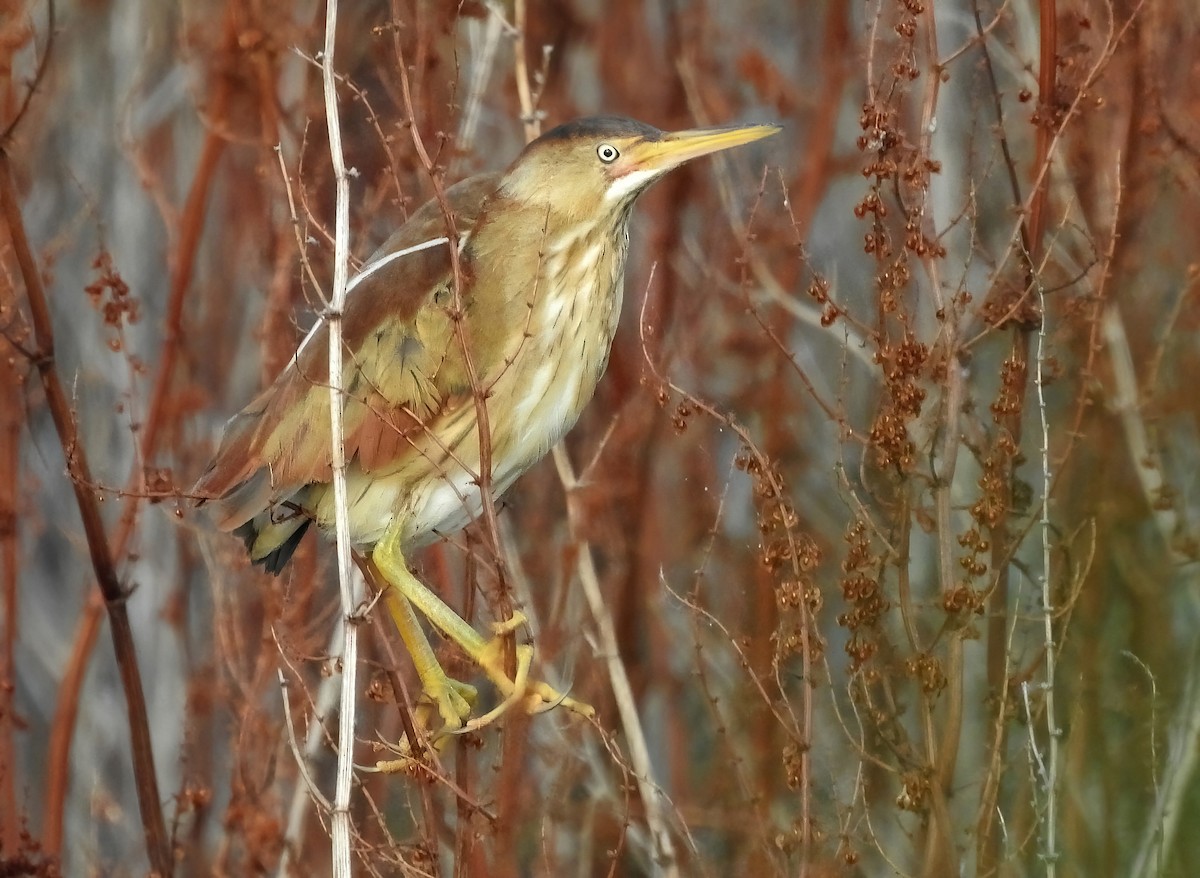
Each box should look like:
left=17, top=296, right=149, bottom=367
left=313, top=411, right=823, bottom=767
left=233, top=509, right=313, bottom=575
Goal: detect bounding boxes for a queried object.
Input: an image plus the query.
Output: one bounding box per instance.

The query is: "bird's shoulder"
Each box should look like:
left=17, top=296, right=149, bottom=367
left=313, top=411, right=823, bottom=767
left=345, top=172, right=503, bottom=340
left=271, top=170, right=505, bottom=416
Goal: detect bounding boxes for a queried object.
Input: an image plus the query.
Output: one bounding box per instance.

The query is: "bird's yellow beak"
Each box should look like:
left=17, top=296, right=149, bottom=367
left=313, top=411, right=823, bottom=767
left=623, top=123, right=781, bottom=173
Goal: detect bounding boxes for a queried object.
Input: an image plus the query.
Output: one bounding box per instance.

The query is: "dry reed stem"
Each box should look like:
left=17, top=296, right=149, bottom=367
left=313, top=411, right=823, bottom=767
left=510, top=6, right=680, bottom=868
left=317, top=2, right=361, bottom=874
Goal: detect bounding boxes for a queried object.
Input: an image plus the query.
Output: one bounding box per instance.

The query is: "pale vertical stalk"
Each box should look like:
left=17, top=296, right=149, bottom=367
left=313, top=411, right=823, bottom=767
left=1034, top=279, right=1058, bottom=875
left=1102, top=304, right=1186, bottom=563
left=553, top=446, right=679, bottom=877
left=320, top=2, right=359, bottom=875
left=512, top=0, right=539, bottom=144
left=1130, top=649, right=1200, bottom=878
left=457, top=5, right=504, bottom=154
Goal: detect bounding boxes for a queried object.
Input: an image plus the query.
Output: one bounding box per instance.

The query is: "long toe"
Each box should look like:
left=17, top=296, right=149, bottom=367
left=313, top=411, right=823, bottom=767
left=423, top=674, right=478, bottom=732
left=524, top=682, right=595, bottom=718
left=476, top=635, right=594, bottom=720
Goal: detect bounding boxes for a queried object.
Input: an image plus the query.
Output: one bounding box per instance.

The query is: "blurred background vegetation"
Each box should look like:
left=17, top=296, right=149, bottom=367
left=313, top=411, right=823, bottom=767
left=2, top=0, right=1199, bottom=875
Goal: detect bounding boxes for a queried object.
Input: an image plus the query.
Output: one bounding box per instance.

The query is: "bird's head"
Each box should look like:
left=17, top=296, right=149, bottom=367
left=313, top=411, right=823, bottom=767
left=499, top=116, right=780, bottom=222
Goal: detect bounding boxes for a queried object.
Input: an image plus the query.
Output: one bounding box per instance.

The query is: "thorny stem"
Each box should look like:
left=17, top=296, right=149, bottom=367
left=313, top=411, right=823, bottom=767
left=1034, top=267, right=1059, bottom=875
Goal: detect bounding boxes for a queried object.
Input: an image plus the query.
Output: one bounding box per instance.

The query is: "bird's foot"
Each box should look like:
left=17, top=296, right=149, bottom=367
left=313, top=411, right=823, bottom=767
left=375, top=612, right=593, bottom=771
left=455, top=612, right=595, bottom=732
left=420, top=673, right=479, bottom=732
left=374, top=672, right=478, bottom=773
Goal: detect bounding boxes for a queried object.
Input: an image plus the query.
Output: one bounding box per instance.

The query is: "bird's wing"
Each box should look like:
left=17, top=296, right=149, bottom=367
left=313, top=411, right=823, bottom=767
left=194, top=173, right=501, bottom=531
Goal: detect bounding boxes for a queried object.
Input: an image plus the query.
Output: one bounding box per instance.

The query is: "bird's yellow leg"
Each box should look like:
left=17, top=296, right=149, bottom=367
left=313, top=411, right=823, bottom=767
left=382, top=586, right=477, bottom=732
left=372, top=588, right=479, bottom=772
left=372, top=524, right=595, bottom=723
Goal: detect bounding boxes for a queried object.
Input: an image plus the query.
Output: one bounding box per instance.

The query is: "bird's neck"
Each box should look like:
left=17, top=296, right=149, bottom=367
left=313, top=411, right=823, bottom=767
left=467, top=199, right=632, bottom=467
left=471, top=197, right=632, bottom=345
left=531, top=207, right=630, bottom=358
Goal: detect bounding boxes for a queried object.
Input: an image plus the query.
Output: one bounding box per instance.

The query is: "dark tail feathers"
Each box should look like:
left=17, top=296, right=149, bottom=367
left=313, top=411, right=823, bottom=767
left=233, top=517, right=313, bottom=576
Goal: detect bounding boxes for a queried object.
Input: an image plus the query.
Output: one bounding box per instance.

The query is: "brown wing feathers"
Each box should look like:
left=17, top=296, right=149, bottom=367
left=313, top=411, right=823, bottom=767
left=194, top=173, right=502, bottom=539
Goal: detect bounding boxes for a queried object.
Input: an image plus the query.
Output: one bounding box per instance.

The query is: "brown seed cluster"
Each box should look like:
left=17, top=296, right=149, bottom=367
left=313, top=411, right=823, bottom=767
left=143, top=466, right=175, bottom=504
left=941, top=583, right=986, bottom=615
left=989, top=355, right=1027, bottom=421
left=806, top=275, right=841, bottom=327
left=971, top=446, right=1009, bottom=530
left=957, top=527, right=990, bottom=578
left=0, top=829, right=64, bottom=878
left=83, top=250, right=139, bottom=336
left=837, top=520, right=887, bottom=669
left=904, top=652, right=947, bottom=695
left=857, top=102, right=901, bottom=157
left=671, top=400, right=693, bottom=434
left=869, top=333, right=929, bottom=470
left=896, top=769, right=931, bottom=814
left=782, top=739, right=809, bottom=791
left=969, top=352, right=1027, bottom=537
left=736, top=450, right=825, bottom=662
left=944, top=524, right=990, bottom=618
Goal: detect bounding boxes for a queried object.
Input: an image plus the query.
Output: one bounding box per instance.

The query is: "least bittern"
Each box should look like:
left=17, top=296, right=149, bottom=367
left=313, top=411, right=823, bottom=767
left=194, top=116, right=778, bottom=743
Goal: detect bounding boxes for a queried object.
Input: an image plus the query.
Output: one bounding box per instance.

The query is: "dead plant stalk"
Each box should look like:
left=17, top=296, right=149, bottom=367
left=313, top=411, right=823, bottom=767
left=318, top=2, right=361, bottom=874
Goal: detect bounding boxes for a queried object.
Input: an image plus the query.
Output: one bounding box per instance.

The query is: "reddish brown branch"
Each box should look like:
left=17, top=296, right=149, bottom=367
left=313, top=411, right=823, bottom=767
left=0, top=0, right=55, bottom=145
left=1026, top=0, right=1058, bottom=255
left=41, top=16, right=235, bottom=854
left=0, top=284, right=22, bottom=852
left=0, top=150, right=171, bottom=875
left=789, top=2, right=851, bottom=239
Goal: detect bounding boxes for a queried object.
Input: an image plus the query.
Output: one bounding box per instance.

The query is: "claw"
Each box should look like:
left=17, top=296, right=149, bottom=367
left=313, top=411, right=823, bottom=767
left=455, top=643, right=533, bottom=733
left=490, top=611, right=529, bottom=637
left=526, top=681, right=596, bottom=718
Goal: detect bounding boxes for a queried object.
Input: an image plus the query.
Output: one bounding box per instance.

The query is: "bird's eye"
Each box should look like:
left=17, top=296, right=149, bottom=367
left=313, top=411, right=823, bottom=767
left=596, top=143, right=620, bottom=164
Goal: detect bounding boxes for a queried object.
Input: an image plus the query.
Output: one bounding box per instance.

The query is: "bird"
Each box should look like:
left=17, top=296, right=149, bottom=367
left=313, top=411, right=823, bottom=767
left=194, top=115, right=779, bottom=743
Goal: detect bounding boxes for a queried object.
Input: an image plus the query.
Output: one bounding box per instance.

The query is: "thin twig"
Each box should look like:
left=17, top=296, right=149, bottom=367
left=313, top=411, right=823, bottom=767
left=553, top=445, right=681, bottom=876
left=278, top=669, right=334, bottom=813
left=274, top=626, right=340, bottom=878
left=511, top=5, right=679, bottom=869
left=0, top=0, right=56, bottom=145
